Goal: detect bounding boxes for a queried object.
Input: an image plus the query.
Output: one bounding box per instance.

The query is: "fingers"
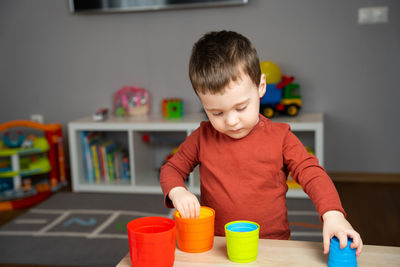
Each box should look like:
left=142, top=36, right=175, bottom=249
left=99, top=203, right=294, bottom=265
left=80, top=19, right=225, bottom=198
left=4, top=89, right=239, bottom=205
left=178, top=203, right=199, bottom=219
left=323, top=233, right=332, bottom=254
left=188, top=200, right=198, bottom=218
left=173, top=192, right=200, bottom=219
left=178, top=203, right=189, bottom=219
left=169, top=187, right=187, bottom=217
left=321, top=212, right=363, bottom=256
left=348, top=231, right=363, bottom=256
left=355, top=241, right=363, bottom=256
left=191, top=197, right=201, bottom=219
left=183, top=195, right=199, bottom=219
left=336, top=232, right=348, bottom=249
left=328, top=231, right=363, bottom=257
left=194, top=202, right=201, bottom=218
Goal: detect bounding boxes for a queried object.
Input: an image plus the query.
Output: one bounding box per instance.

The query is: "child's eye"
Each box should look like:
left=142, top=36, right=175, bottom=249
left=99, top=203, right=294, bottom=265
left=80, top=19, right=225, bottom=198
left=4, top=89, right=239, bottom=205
left=237, top=106, right=247, bottom=111
left=212, top=112, right=223, bottom=117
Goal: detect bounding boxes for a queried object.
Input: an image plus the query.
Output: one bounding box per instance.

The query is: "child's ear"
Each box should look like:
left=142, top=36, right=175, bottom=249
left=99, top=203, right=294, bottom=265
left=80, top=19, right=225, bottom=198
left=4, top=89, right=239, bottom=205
left=258, top=74, right=266, bottom=98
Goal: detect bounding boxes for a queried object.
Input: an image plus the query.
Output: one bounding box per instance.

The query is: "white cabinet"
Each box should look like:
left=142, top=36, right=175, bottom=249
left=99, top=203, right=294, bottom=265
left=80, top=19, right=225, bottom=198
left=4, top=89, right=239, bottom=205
left=68, top=112, right=324, bottom=198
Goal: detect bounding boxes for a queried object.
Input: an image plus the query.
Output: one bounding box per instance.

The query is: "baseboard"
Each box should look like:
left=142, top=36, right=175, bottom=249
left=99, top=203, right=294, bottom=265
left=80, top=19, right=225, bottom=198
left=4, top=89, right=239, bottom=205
left=328, top=172, right=400, bottom=184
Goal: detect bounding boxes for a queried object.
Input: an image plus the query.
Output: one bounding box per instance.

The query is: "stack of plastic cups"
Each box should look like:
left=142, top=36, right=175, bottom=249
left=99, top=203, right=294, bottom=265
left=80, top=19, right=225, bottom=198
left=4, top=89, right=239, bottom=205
left=328, top=237, right=357, bottom=267
left=224, top=220, right=260, bottom=263
left=174, top=206, right=215, bottom=253
left=127, top=217, right=176, bottom=267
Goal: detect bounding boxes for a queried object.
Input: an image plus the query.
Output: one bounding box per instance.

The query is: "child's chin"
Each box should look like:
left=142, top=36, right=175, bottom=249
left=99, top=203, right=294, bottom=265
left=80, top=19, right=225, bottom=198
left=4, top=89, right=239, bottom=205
left=226, top=130, right=249, bottom=139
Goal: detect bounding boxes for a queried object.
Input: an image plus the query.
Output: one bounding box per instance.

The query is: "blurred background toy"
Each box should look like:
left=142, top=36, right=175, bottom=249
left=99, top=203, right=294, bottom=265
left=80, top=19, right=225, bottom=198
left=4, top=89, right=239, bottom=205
left=3, top=131, right=25, bottom=148
left=0, top=120, right=67, bottom=210
left=259, top=61, right=302, bottom=118
left=142, top=133, right=184, bottom=146
left=113, top=86, right=150, bottom=117
left=141, top=133, right=185, bottom=176
left=93, top=108, right=109, bottom=121
left=162, top=98, right=183, bottom=119
left=21, top=134, right=36, bottom=148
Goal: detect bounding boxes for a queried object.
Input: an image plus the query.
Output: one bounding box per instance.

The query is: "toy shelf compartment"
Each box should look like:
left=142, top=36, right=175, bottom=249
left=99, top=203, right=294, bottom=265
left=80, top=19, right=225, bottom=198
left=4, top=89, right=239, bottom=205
left=68, top=113, right=203, bottom=193
left=68, top=113, right=324, bottom=198
left=76, top=130, right=131, bottom=187
left=132, top=130, right=190, bottom=188
left=0, top=136, right=51, bottom=179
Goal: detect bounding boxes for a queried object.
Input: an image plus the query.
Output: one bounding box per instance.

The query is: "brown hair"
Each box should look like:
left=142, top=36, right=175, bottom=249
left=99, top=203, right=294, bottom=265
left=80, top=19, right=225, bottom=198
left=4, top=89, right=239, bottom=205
left=189, top=30, right=261, bottom=95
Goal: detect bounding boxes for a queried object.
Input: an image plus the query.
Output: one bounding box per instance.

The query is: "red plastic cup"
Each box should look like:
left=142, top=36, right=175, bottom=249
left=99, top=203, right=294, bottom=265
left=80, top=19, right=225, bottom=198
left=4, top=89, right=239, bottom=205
left=127, top=217, right=176, bottom=267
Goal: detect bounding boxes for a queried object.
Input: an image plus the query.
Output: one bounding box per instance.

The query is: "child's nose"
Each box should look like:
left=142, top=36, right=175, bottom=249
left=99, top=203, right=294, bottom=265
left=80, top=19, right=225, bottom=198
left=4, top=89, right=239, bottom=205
left=225, top=112, right=239, bottom=127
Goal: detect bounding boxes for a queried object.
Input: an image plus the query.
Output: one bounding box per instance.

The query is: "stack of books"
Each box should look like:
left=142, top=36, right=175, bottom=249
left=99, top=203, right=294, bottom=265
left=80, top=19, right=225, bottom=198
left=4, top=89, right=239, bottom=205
left=80, top=132, right=130, bottom=184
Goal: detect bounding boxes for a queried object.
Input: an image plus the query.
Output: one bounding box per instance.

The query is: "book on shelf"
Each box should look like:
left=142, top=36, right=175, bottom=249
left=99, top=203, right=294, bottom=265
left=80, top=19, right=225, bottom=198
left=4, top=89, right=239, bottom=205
left=113, top=150, right=130, bottom=180
left=107, top=153, right=115, bottom=181
left=81, top=132, right=129, bottom=184
left=90, top=144, right=101, bottom=183
left=80, top=132, right=100, bottom=183
left=97, top=144, right=106, bottom=181
left=100, top=141, right=116, bottom=182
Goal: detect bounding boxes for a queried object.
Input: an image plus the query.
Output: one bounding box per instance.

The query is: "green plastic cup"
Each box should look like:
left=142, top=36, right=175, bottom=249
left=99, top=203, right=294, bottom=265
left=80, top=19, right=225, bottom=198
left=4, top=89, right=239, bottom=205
left=224, top=220, right=260, bottom=263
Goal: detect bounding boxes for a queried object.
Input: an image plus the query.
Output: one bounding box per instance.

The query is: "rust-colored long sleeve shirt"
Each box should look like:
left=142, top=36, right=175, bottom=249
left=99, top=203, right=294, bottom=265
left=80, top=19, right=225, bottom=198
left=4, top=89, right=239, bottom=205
left=160, top=115, right=345, bottom=239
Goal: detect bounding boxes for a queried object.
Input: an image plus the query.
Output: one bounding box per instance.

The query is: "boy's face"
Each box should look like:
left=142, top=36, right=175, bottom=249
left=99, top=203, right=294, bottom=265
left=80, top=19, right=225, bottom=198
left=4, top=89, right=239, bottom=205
left=198, top=72, right=266, bottom=139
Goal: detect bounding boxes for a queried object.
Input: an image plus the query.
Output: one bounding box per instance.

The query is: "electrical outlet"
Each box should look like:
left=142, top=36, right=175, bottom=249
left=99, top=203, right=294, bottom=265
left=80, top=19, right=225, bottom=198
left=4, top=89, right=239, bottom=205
left=358, top=6, right=388, bottom=24
left=30, top=114, right=44, bottom=123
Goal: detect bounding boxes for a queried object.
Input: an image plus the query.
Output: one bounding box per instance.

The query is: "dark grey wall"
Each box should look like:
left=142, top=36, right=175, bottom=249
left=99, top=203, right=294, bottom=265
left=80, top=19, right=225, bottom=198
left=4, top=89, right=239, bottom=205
left=1, top=0, right=399, bottom=173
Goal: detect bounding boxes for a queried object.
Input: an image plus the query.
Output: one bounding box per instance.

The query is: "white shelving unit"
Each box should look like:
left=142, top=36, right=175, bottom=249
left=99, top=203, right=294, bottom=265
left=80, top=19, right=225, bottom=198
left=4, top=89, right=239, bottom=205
left=68, top=112, right=324, bottom=198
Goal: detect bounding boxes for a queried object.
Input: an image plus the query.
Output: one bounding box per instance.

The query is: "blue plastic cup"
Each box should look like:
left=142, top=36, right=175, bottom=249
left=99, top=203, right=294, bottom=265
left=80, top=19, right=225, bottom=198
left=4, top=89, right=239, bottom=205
left=328, top=237, right=357, bottom=267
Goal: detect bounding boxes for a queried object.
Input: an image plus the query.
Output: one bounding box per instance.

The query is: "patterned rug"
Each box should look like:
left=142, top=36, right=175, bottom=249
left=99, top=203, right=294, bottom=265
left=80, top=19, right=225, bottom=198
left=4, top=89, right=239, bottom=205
left=0, top=192, right=321, bottom=266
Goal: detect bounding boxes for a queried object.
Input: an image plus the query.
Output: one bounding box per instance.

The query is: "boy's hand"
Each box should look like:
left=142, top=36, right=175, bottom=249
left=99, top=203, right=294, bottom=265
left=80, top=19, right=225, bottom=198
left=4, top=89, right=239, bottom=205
left=322, top=210, right=363, bottom=256
left=168, top=186, right=200, bottom=219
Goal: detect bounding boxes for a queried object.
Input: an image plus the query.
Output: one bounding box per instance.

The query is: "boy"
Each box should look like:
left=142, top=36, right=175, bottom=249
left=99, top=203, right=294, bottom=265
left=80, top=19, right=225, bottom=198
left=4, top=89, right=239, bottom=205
left=160, top=30, right=362, bottom=256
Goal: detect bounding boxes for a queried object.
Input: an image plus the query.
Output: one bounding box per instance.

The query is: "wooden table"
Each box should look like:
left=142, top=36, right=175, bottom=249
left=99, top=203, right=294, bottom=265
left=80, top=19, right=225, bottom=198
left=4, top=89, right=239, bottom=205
left=116, top=236, right=400, bottom=266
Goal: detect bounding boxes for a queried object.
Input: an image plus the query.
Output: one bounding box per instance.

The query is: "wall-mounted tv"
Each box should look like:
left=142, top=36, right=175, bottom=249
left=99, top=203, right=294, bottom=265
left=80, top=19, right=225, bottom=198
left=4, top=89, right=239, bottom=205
left=69, top=0, right=248, bottom=13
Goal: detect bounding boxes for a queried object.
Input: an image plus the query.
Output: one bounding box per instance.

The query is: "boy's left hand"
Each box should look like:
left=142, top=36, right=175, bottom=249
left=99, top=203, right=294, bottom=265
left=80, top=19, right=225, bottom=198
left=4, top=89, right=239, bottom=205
left=322, top=210, right=363, bottom=256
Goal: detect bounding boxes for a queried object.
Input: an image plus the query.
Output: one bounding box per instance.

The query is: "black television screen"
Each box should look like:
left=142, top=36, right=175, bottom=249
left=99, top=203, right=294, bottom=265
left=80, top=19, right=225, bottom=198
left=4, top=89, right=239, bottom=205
left=69, top=0, right=248, bottom=13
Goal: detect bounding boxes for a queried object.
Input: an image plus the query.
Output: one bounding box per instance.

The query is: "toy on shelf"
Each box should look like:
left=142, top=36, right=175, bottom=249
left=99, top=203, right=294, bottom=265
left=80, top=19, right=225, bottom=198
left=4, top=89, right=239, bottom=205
left=0, top=120, right=67, bottom=210
left=259, top=61, right=302, bottom=118
left=113, top=86, right=150, bottom=117
left=3, top=131, right=25, bottom=148
left=142, top=133, right=184, bottom=146
left=93, top=108, right=109, bottom=122
left=162, top=99, right=183, bottom=119
left=142, top=132, right=185, bottom=175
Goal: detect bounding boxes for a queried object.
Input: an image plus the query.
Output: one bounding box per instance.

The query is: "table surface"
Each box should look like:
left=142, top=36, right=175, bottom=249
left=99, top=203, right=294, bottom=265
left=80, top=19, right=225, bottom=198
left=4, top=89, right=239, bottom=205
left=116, top=236, right=400, bottom=267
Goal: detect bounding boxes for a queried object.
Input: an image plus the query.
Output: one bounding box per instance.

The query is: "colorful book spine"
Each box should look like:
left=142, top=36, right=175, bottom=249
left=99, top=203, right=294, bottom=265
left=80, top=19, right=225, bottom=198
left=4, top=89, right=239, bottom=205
left=80, top=132, right=93, bottom=183
left=114, top=151, right=121, bottom=180
left=105, top=142, right=116, bottom=182
left=97, top=145, right=106, bottom=182
left=107, top=153, right=115, bottom=182
left=123, top=157, right=130, bottom=179
left=104, top=141, right=116, bottom=183
left=118, top=153, right=124, bottom=180
left=91, top=144, right=101, bottom=183
left=101, top=145, right=109, bottom=182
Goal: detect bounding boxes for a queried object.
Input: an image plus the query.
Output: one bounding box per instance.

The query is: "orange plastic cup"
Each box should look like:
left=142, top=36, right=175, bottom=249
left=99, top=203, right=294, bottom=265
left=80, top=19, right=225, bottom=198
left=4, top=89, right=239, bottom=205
left=174, top=206, right=215, bottom=253
left=127, top=216, right=176, bottom=267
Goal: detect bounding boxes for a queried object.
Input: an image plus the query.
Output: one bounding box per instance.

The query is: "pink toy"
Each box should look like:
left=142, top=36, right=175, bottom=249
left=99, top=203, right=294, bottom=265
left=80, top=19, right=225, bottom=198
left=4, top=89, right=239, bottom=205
left=113, top=86, right=150, bottom=116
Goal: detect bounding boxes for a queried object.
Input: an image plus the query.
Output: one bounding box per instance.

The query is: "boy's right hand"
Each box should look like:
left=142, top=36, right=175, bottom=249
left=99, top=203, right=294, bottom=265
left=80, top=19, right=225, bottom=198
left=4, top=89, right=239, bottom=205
left=168, top=186, right=200, bottom=219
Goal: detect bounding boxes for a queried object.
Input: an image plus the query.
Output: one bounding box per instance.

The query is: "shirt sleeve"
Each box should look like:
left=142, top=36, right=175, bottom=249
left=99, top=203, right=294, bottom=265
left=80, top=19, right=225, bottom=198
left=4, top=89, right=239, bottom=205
left=159, top=126, right=201, bottom=208
left=282, top=126, right=346, bottom=221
